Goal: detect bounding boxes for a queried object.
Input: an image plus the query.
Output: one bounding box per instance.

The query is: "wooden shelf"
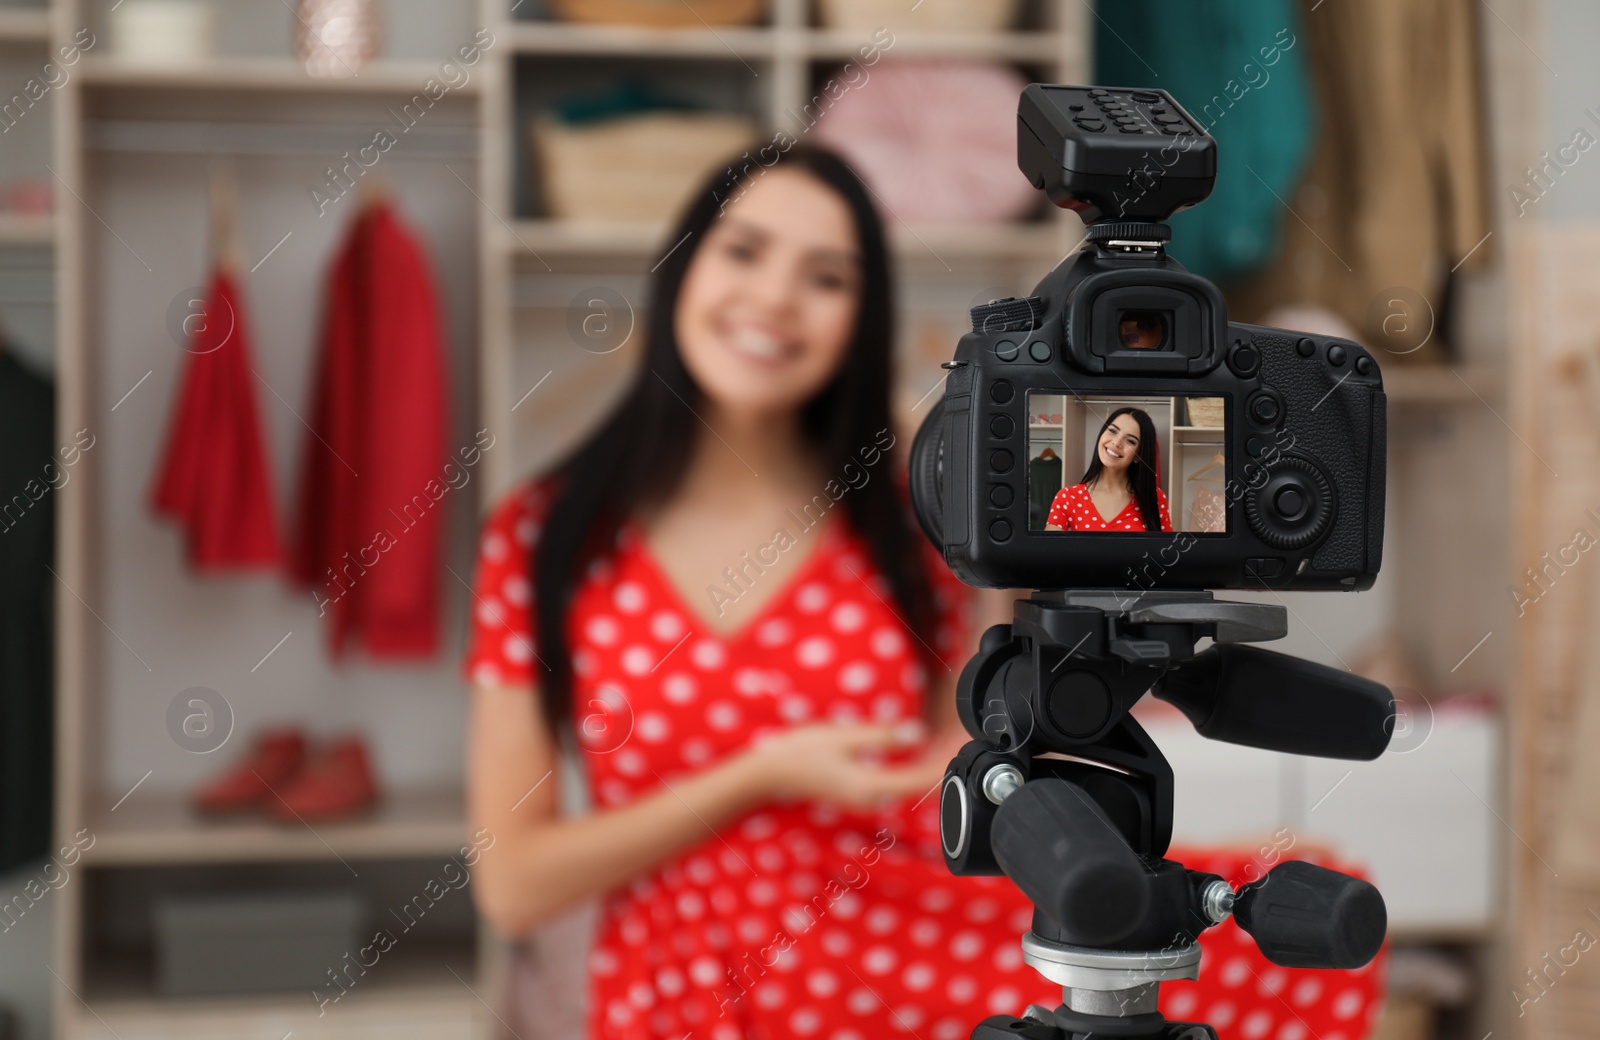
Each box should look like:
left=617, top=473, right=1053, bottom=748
left=506, top=21, right=776, bottom=58
left=76, top=56, right=485, bottom=95
left=83, top=788, right=468, bottom=866
left=803, top=29, right=1063, bottom=61
left=502, top=22, right=1063, bottom=62
left=499, top=218, right=1067, bottom=261
left=0, top=212, right=54, bottom=246
left=1384, top=364, right=1505, bottom=404
left=0, top=6, right=49, bottom=43
left=79, top=936, right=481, bottom=1023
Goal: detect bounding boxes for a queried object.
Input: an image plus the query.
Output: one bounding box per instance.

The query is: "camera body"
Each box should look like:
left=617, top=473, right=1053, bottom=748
left=910, top=85, right=1386, bottom=591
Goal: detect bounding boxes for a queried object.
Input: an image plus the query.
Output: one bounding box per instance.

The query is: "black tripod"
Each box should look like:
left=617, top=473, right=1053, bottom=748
left=939, top=590, right=1393, bottom=1040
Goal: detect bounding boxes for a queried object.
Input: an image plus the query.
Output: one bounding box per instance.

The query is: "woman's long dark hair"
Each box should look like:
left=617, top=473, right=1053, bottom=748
left=531, top=145, right=936, bottom=739
left=1079, top=407, right=1163, bottom=531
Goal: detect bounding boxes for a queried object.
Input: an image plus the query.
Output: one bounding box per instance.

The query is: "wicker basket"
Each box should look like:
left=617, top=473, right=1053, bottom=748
left=1185, top=397, right=1225, bottom=428
left=548, top=0, right=764, bottom=28
left=531, top=111, right=759, bottom=223
left=817, top=0, right=1018, bottom=33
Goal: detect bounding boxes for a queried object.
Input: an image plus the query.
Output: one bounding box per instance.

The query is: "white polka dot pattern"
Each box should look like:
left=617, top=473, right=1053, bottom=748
left=462, top=481, right=1380, bottom=1040
left=1045, top=483, right=1173, bottom=532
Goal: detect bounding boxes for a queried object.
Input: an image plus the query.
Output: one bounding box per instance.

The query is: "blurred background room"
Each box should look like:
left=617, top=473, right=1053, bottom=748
left=0, top=0, right=1597, bottom=1038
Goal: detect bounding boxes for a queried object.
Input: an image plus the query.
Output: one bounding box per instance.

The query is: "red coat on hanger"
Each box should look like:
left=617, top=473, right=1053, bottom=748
left=150, top=269, right=283, bottom=570
left=289, top=200, right=449, bottom=659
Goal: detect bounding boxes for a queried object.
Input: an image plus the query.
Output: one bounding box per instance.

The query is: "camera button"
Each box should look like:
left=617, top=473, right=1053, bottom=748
left=989, top=519, right=1013, bottom=542
left=1227, top=342, right=1260, bottom=378
left=989, top=449, right=1014, bottom=473
left=1274, top=486, right=1307, bottom=520
left=1133, top=91, right=1162, bottom=103
left=1246, top=436, right=1266, bottom=458
left=994, top=340, right=1020, bottom=361
left=1074, top=119, right=1106, bottom=133
left=1247, top=392, right=1281, bottom=425
left=1356, top=355, right=1374, bottom=376
left=1028, top=340, right=1052, bottom=363
left=1245, top=557, right=1284, bottom=577
left=989, top=484, right=1014, bottom=508
left=989, top=380, right=1014, bottom=403
left=989, top=415, right=1014, bottom=438
left=1296, top=337, right=1316, bottom=357
left=1089, top=88, right=1108, bottom=97
left=1327, top=343, right=1348, bottom=366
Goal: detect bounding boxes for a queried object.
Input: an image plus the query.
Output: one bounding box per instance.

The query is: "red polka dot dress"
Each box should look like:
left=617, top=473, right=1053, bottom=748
left=1047, top=483, right=1173, bottom=532
left=466, top=479, right=1381, bottom=1040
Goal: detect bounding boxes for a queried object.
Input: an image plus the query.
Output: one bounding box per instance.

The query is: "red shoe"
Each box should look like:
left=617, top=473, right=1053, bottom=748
left=193, top=727, right=307, bottom=814
left=268, top=736, right=380, bottom=822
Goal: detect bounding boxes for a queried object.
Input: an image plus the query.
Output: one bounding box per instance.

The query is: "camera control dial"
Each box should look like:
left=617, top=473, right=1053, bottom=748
left=1244, top=457, right=1335, bottom=550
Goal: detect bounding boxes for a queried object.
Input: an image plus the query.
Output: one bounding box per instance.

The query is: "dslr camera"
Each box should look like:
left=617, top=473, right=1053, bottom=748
left=911, top=83, right=1385, bottom=591
left=910, top=86, right=1393, bottom=1040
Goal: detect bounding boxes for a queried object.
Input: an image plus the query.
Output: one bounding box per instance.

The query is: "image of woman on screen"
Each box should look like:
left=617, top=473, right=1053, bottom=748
left=1043, top=407, right=1173, bottom=532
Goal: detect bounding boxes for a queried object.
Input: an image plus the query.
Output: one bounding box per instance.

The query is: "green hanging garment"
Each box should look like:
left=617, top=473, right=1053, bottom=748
left=1094, top=0, right=1315, bottom=285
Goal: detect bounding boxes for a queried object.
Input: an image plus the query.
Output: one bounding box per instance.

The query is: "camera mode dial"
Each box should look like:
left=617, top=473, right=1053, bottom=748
left=971, top=296, right=1045, bottom=334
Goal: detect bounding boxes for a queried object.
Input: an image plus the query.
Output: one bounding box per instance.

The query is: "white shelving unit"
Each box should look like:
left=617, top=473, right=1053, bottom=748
left=45, top=0, right=490, bottom=1036
left=31, top=1, right=1091, bottom=1037
left=19, top=1, right=1511, bottom=1037
left=476, top=0, right=1094, bottom=496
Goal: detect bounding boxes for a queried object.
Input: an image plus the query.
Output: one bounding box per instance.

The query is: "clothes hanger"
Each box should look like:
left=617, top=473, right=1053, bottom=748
left=1188, top=452, right=1225, bottom=481
left=1038, top=447, right=1057, bottom=460
left=357, top=173, right=389, bottom=214
left=208, top=162, right=245, bottom=277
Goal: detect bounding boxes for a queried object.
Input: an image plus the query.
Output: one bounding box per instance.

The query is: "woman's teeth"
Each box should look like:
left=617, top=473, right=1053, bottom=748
left=1104, top=445, right=1123, bottom=460
left=731, top=328, right=786, bottom=361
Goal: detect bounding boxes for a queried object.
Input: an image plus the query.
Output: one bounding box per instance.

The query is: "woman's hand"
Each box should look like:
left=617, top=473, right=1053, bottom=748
left=739, top=721, right=953, bottom=809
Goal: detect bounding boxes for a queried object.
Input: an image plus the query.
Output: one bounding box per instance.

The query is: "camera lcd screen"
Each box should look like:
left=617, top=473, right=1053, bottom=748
left=1027, top=392, right=1227, bottom=534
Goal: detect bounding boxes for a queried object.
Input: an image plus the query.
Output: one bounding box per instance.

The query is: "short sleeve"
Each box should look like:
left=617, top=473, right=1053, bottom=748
left=1156, top=487, right=1173, bottom=532
left=463, top=480, right=552, bottom=688
left=1046, top=486, right=1074, bottom=530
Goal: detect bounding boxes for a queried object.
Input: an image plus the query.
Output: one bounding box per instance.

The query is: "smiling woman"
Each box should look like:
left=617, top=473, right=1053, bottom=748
left=461, top=146, right=1061, bottom=1038
left=1044, top=406, right=1173, bottom=533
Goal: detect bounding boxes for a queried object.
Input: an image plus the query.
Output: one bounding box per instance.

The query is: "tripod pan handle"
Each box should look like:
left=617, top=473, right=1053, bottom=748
left=1233, top=860, right=1387, bottom=969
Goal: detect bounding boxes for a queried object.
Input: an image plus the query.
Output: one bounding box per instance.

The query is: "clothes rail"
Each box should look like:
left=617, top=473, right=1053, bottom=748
left=512, top=274, right=648, bottom=308
left=84, top=119, right=478, bottom=159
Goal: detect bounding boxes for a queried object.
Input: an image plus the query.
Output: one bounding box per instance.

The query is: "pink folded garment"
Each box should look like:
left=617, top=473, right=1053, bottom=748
left=812, top=59, right=1036, bottom=225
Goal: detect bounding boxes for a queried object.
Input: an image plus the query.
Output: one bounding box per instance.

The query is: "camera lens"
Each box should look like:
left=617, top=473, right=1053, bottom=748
left=1118, top=310, right=1167, bottom=350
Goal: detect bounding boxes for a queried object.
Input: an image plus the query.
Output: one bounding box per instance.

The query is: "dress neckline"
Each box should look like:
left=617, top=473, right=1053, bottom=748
left=621, top=513, right=847, bottom=645
left=1079, top=482, right=1134, bottom=526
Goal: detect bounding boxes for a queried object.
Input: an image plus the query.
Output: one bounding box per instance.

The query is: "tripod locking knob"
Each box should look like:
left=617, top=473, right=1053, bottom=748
left=992, top=777, right=1152, bottom=945
left=1232, top=860, right=1386, bottom=969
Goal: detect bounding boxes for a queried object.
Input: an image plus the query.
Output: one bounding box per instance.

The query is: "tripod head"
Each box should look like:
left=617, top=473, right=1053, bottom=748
left=940, top=590, right=1393, bottom=1039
